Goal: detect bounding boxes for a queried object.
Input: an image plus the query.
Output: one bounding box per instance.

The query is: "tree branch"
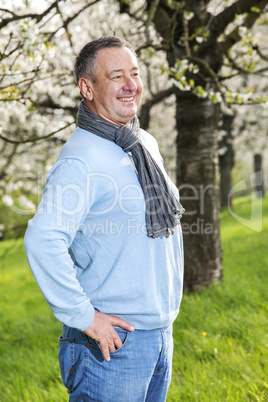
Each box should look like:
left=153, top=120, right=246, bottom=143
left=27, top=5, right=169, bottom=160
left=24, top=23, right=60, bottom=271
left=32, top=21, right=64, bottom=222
left=0, top=42, right=22, bottom=62
left=187, top=55, right=231, bottom=107
left=135, top=42, right=167, bottom=55
left=189, top=55, right=223, bottom=92
left=205, top=0, right=268, bottom=47
left=0, top=75, right=37, bottom=90
left=220, top=54, right=268, bottom=80
left=0, top=121, right=75, bottom=144
left=219, top=0, right=268, bottom=54
left=146, top=0, right=160, bottom=28
left=253, top=44, right=268, bottom=62
left=139, top=87, right=174, bottom=130
left=182, top=14, right=191, bottom=58
left=46, top=0, right=101, bottom=41
left=0, top=1, right=58, bottom=29
left=0, top=143, right=18, bottom=181
left=64, top=0, right=100, bottom=28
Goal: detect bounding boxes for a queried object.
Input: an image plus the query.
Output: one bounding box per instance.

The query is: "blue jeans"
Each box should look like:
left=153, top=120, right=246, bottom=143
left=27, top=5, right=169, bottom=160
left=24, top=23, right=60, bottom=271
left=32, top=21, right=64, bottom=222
left=58, top=324, right=173, bottom=401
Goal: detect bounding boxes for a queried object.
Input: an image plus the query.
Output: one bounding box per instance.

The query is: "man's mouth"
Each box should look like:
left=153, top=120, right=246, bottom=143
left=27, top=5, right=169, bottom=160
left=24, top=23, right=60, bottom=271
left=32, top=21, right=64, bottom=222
left=117, top=97, right=134, bottom=102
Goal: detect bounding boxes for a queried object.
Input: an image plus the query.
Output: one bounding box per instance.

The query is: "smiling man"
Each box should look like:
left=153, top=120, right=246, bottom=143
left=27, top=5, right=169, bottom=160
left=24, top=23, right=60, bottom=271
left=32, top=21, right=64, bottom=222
left=78, top=45, right=143, bottom=125
left=24, top=36, right=184, bottom=401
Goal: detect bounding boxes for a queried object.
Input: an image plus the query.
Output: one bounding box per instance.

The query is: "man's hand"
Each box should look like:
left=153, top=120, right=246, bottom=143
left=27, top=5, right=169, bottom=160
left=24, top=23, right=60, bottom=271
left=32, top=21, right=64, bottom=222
left=83, top=311, right=135, bottom=362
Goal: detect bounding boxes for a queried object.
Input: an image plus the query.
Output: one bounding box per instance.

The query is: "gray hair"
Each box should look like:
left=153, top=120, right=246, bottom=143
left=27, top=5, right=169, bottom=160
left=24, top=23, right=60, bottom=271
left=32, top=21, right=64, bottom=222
left=74, top=36, right=136, bottom=84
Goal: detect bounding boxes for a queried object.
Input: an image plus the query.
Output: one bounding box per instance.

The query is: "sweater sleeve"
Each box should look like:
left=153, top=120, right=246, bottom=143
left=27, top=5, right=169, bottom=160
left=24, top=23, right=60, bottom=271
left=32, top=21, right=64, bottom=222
left=24, top=158, right=96, bottom=331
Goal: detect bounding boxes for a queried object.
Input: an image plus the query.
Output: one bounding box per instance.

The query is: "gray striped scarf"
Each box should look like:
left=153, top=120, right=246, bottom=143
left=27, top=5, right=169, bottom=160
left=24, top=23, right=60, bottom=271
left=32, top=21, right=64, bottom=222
left=77, top=101, right=184, bottom=238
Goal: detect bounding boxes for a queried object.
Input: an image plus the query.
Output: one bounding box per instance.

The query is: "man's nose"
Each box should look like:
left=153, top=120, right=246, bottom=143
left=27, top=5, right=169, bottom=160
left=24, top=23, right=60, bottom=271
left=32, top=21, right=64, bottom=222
left=123, top=76, right=137, bottom=91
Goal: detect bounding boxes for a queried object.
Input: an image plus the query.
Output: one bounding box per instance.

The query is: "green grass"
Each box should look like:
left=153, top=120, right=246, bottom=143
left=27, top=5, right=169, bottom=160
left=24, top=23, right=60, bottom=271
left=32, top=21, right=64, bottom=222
left=0, top=196, right=36, bottom=240
left=0, top=240, right=66, bottom=401
left=0, top=195, right=267, bottom=401
left=169, top=194, right=268, bottom=401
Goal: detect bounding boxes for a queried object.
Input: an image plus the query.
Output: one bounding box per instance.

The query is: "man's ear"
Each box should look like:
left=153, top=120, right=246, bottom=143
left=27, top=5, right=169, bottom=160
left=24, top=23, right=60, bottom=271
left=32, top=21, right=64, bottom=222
left=78, top=77, right=94, bottom=101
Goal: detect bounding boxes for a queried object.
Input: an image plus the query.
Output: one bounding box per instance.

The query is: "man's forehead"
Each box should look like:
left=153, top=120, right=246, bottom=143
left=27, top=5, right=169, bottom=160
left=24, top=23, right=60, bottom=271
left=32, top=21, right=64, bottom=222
left=107, top=66, right=139, bottom=76
left=96, top=47, right=139, bottom=71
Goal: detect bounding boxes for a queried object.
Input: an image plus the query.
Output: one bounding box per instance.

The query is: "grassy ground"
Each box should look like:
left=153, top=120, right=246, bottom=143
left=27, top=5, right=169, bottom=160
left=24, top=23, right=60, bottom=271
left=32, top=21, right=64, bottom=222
left=0, top=193, right=38, bottom=240
left=0, top=240, right=66, bottom=401
left=169, top=195, right=268, bottom=401
left=0, top=195, right=267, bottom=401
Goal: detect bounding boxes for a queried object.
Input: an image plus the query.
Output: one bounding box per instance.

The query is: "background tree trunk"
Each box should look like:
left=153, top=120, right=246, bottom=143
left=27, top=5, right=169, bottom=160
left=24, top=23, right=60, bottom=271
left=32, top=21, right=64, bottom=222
left=176, top=93, right=222, bottom=291
left=119, top=0, right=268, bottom=290
left=254, top=154, right=265, bottom=198
left=219, top=114, right=235, bottom=209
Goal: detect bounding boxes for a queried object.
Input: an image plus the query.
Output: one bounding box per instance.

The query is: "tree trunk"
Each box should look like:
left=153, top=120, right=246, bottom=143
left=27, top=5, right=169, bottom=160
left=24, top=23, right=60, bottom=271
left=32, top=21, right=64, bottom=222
left=136, top=0, right=260, bottom=291
left=176, top=92, right=222, bottom=291
left=254, top=154, right=265, bottom=198
left=219, top=114, right=235, bottom=209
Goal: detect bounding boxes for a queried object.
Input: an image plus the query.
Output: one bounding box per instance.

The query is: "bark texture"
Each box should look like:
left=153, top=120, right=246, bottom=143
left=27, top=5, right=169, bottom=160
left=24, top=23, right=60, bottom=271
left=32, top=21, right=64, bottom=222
left=176, top=93, right=222, bottom=290
left=219, top=115, right=235, bottom=209
left=254, top=154, right=265, bottom=198
left=151, top=0, right=224, bottom=290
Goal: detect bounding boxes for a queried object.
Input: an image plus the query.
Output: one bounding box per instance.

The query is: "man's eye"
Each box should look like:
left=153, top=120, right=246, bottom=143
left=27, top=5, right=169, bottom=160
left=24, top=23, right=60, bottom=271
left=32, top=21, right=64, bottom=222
left=113, top=76, right=122, bottom=80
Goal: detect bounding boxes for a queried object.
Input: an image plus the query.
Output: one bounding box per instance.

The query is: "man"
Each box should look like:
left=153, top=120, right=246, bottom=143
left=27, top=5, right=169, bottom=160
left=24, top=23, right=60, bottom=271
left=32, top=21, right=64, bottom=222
left=24, top=36, right=184, bottom=401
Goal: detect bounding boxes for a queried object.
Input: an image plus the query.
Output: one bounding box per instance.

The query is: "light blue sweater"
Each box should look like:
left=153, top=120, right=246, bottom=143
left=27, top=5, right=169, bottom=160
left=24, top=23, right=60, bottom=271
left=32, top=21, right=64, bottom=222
left=24, top=127, right=184, bottom=331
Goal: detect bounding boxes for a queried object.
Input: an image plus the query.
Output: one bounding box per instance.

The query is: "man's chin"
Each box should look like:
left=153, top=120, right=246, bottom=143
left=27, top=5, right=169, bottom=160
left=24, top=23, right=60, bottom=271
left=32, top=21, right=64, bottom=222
left=120, top=115, right=136, bottom=125
left=118, top=108, right=138, bottom=122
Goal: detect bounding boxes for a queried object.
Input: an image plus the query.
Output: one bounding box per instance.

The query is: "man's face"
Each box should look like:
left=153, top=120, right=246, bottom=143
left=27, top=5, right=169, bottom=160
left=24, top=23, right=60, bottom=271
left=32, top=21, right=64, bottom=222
left=86, top=46, right=143, bottom=125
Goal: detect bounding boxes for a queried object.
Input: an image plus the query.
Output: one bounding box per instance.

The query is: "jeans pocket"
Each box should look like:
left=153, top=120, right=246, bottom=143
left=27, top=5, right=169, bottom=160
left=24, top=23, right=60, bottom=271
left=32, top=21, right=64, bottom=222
left=85, top=327, right=130, bottom=356
left=110, top=327, right=130, bottom=355
left=58, top=336, right=75, bottom=393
